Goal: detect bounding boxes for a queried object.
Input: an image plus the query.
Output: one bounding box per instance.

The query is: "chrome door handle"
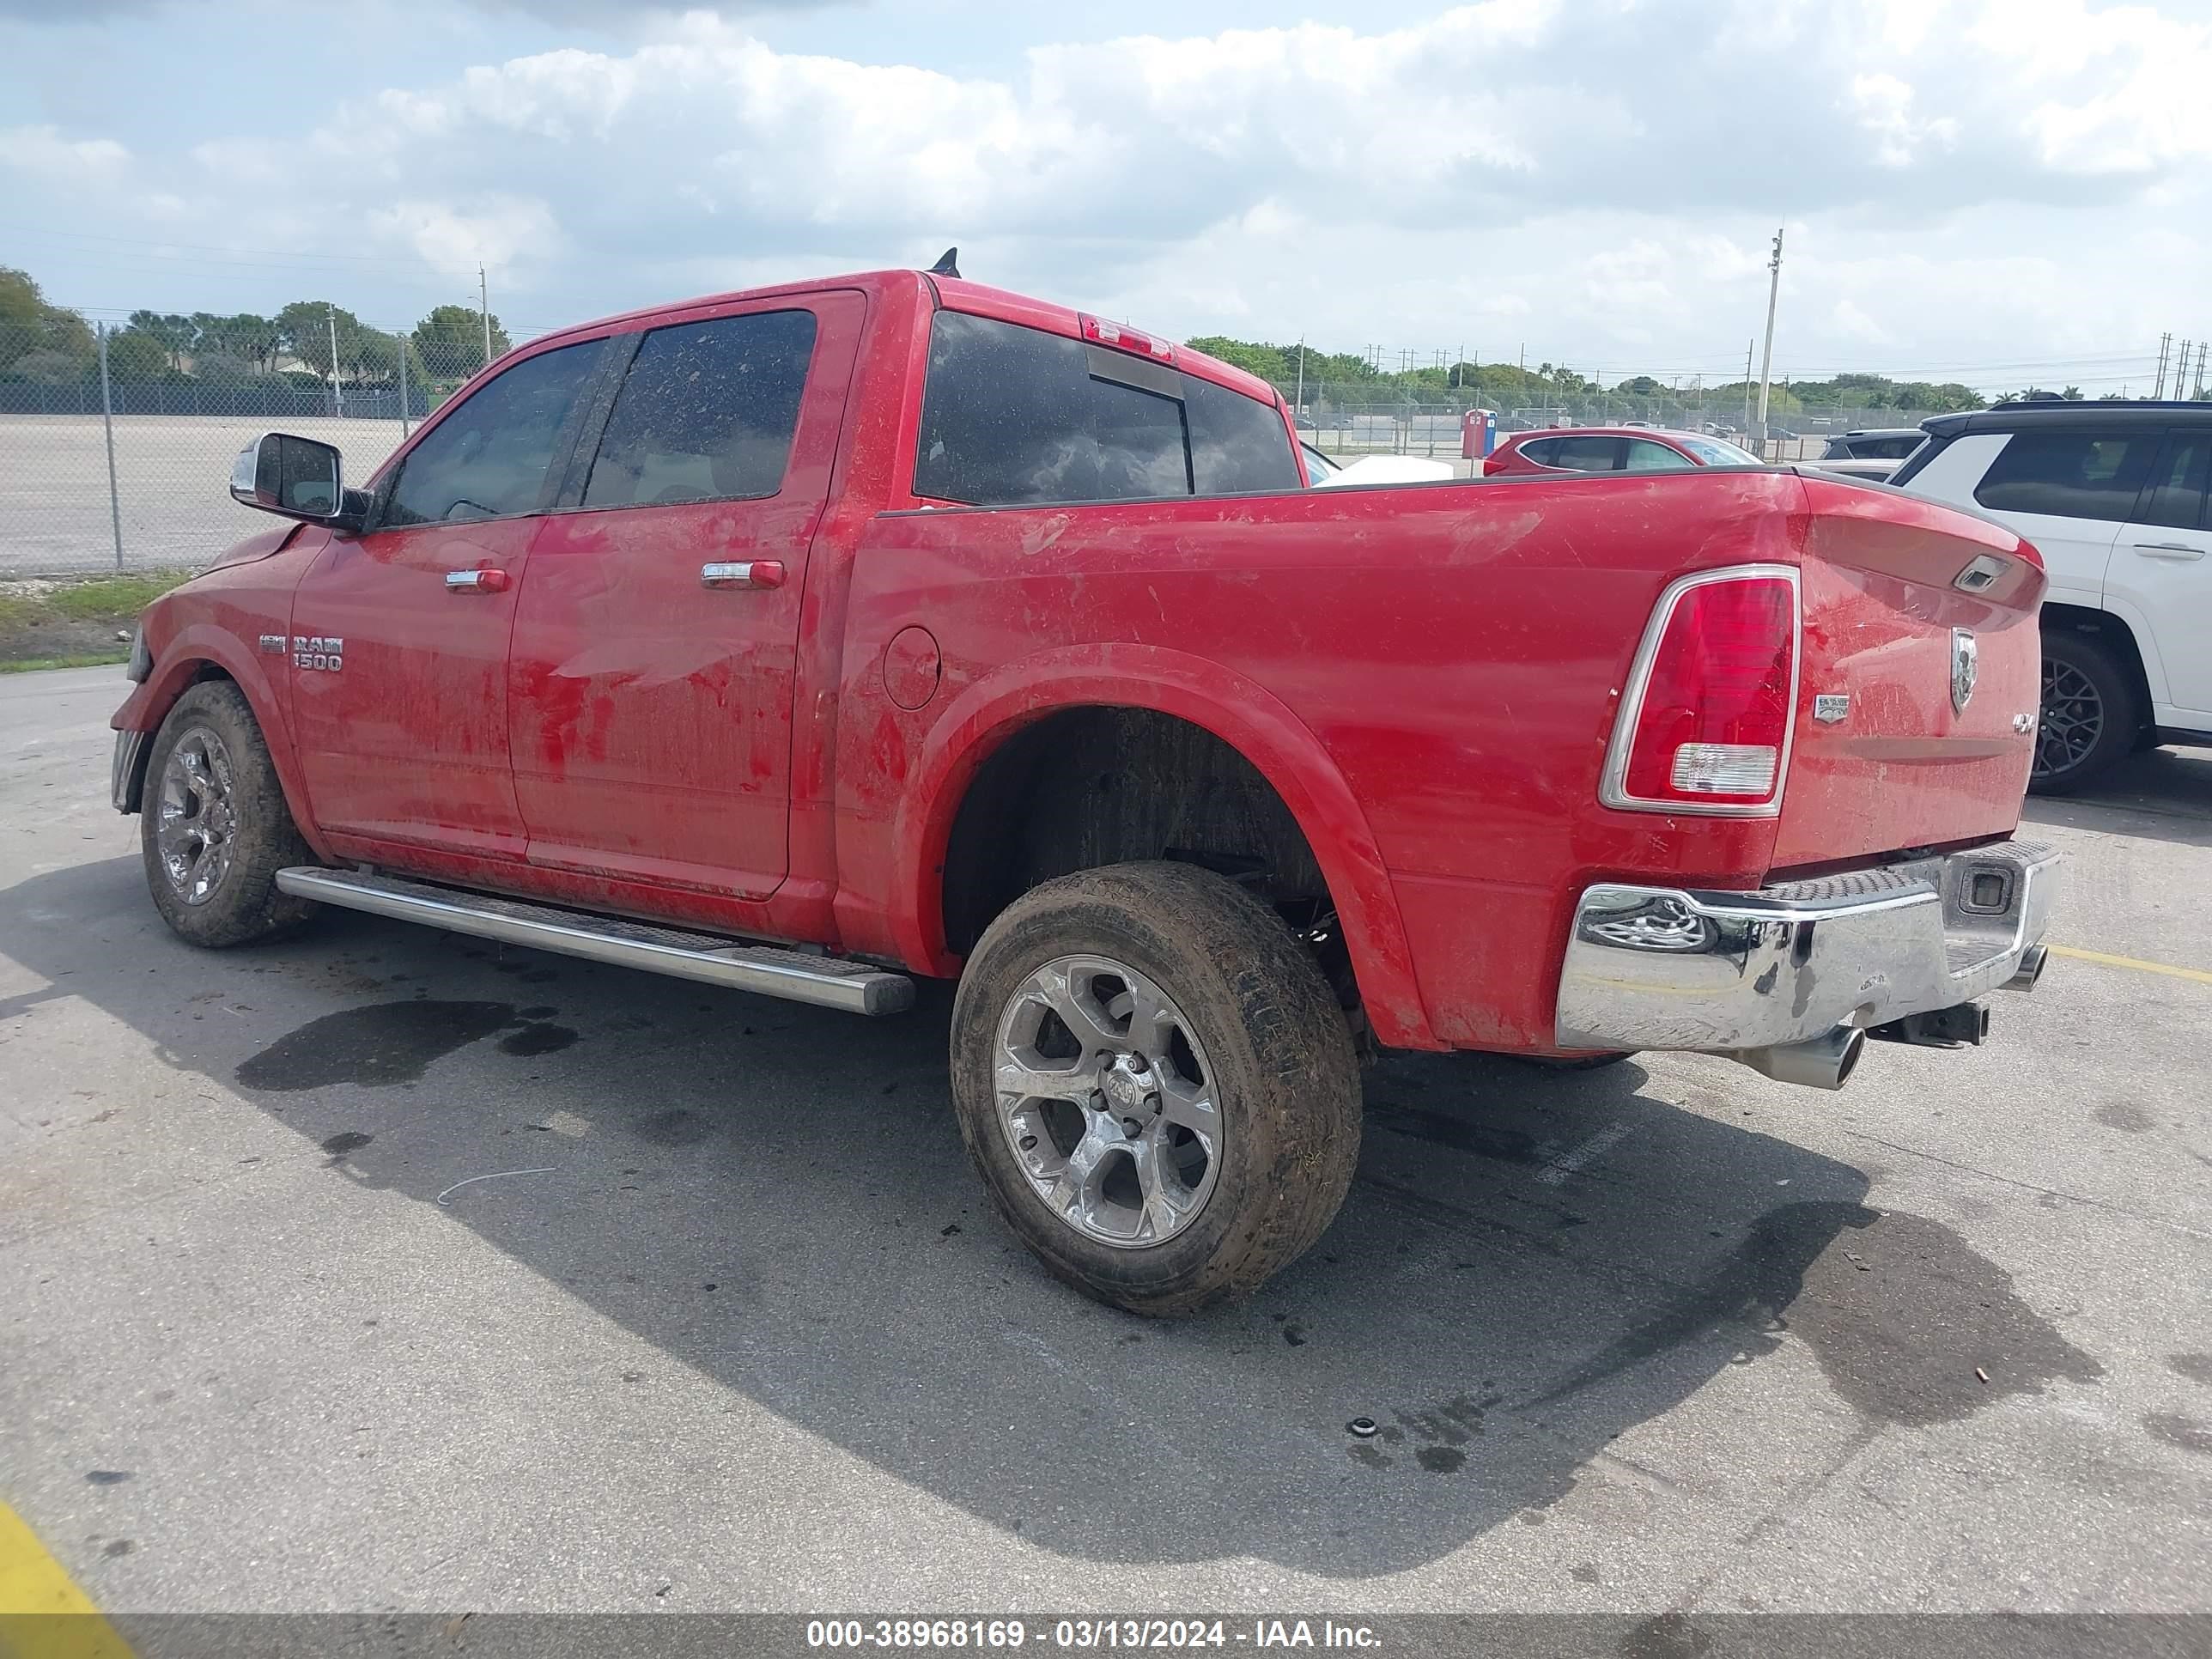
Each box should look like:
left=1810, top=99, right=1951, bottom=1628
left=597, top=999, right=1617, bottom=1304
left=444, top=568, right=510, bottom=592
left=701, top=560, right=786, bottom=590
left=2132, top=542, right=2206, bottom=561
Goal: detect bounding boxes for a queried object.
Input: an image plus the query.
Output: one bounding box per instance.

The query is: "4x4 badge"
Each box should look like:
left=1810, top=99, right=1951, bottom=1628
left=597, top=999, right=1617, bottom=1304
left=1951, top=628, right=1978, bottom=714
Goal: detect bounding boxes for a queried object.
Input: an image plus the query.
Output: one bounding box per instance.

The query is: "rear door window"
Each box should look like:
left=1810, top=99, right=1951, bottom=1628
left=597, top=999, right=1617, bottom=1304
left=2136, top=430, right=2210, bottom=530
left=1535, top=435, right=1626, bottom=471
left=584, top=309, right=817, bottom=507
left=1972, top=429, right=2161, bottom=522
left=913, top=312, right=1296, bottom=505
left=383, top=340, right=602, bottom=526
left=1624, top=439, right=1695, bottom=471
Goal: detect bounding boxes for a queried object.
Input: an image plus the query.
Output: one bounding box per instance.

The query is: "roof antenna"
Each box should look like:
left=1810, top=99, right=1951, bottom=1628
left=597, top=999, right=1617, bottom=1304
left=927, top=246, right=960, bottom=278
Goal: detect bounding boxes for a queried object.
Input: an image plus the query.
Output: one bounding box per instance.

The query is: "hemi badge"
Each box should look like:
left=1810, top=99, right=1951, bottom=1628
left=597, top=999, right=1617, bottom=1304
left=258, top=634, right=287, bottom=654
left=1814, top=693, right=1850, bottom=724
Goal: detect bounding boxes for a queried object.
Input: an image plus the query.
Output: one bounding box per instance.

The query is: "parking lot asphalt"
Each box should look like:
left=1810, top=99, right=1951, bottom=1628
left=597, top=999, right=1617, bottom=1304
left=2, top=665, right=2208, bottom=1619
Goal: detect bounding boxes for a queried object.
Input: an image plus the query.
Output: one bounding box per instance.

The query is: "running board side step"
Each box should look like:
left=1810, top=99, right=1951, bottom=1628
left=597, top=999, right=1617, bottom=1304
left=274, top=867, right=915, bottom=1016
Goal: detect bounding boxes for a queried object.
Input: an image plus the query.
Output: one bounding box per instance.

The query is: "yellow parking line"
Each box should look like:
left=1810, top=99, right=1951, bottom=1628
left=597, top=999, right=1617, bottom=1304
left=0, top=1499, right=133, bottom=1659
left=2047, top=943, right=2212, bottom=988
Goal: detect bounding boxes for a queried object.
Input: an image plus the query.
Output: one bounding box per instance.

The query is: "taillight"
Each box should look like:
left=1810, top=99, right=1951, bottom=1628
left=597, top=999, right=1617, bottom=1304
left=1600, top=565, right=1800, bottom=816
left=1079, top=313, right=1176, bottom=364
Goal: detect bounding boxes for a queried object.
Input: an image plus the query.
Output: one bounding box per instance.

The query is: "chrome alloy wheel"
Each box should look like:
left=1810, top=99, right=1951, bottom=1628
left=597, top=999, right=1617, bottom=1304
left=993, top=955, right=1221, bottom=1249
left=2036, top=659, right=2102, bottom=781
left=155, top=726, right=239, bottom=906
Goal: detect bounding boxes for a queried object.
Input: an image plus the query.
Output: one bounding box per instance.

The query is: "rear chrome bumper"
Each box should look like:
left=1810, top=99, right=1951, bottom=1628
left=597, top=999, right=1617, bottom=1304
left=112, top=727, right=149, bottom=814
left=1555, top=839, right=2059, bottom=1054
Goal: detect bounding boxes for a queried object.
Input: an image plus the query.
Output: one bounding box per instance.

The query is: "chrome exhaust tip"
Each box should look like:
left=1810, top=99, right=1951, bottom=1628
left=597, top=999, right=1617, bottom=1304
left=1732, top=1024, right=1867, bottom=1091
left=2000, top=943, right=2048, bottom=993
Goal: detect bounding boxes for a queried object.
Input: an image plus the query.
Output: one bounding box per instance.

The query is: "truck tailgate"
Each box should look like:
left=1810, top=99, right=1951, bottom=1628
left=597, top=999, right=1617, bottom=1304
left=1771, top=474, right=2047, bottom=869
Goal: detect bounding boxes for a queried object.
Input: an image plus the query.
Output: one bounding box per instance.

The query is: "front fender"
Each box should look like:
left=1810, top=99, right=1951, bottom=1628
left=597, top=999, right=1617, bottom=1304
left=889, top=641, right=1441, bottom=1050
left=110, top=623, right=332, bottom=864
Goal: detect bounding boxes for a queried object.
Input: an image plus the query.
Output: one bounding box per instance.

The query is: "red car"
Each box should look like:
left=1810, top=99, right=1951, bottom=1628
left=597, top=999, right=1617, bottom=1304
left=112, top=262, right=2056, bottom=1314
left=1485, top=425, right=1760, bottom=476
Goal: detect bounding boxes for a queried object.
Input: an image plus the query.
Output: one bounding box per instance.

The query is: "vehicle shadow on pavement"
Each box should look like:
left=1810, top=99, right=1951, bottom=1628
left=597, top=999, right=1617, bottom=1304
left=2021, top=744, right=2212, bottom=851
left=6, top=855, right=1877, bottom=1580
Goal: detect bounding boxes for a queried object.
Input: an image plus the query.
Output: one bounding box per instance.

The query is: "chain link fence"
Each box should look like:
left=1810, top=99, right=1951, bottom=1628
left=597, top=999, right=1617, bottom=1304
left=3, top=315, right=1964, bottom=576
left=0, top=317, right=491, bottom=577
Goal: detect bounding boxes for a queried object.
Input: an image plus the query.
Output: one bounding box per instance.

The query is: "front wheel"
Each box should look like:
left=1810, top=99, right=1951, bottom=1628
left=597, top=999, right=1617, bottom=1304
left=141, top=680, right=319, bottom=947
left=950, top=861, right=1361, bottom=1316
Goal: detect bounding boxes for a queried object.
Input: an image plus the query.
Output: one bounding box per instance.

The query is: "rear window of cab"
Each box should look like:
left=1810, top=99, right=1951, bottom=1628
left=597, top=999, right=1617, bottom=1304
left=914, top=311, right=1300, bottom=507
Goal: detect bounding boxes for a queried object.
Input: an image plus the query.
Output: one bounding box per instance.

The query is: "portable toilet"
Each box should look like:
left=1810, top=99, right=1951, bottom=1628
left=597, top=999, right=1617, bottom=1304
left=1461, top=408, right=1498, bottom=461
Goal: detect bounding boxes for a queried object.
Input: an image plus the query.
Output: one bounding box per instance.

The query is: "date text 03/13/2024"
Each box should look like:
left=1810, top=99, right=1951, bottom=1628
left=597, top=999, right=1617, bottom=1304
left=805, top=1619, right=1382, bottom=1650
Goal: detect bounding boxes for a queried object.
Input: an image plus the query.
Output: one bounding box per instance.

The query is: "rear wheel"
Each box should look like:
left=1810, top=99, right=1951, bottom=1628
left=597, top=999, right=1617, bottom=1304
left=2033, top=630, right=2140, bottom=795
left=141, top=680, right=319, bottom=947
left=950, top=861, right=1361, bottom=1316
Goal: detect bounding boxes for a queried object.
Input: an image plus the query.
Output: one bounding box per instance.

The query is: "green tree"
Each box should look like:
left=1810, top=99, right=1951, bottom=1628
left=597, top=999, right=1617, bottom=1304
left=126, top=309, right=197, bottom=372
left=102, top=328, right=173, bottom=382
left=412, top=304, right=510, bottom=380
left=276, top=301, right=362, bottom=380
left=0, top=266, right=96, bottom=377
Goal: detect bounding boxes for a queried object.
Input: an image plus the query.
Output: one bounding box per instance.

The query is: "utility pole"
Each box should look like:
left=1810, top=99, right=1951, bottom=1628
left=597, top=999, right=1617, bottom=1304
left=395, top=326, right=411, bottom=438
left=96, top=323, right=123, bottom=570
left=328, top=307, right=343, bottom=418
left=1754, top=226, right=1784, bottom=456
left=2154, top=332, right=2171, bottom=399
left=479, top=266, right=493, bottom=366
left=1294, top=338, right=1305, bottom=430
left=1743, top=339, right=1754, bottom=439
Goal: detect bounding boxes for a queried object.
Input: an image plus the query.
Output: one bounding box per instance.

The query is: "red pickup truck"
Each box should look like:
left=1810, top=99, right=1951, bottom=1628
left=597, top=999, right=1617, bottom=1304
left=110, top=262, right=2057, bottom=1314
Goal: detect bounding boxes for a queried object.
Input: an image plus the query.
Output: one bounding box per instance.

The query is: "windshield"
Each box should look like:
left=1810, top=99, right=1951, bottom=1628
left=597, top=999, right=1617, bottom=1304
left=1680, top=435, right=1759, bottom=466
left=1300, top=442, right=1341, bottom=482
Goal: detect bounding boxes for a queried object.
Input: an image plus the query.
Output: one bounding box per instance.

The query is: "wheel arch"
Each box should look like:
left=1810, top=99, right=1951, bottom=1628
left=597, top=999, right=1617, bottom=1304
left=113, top=628, right=331, bottom=861
left=891, top=644, right=1439, bottom=1050
left=2041, top=602, right=2154, bottom=735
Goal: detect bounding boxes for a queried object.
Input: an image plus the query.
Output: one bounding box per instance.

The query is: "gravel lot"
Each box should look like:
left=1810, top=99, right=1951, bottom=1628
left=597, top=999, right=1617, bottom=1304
left=0, top=416, right=408, bottom=576
left=1, top=666, right=2208, bottom=1632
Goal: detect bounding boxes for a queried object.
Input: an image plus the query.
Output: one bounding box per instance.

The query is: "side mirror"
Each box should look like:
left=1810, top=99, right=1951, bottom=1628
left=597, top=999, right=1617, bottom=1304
left=230, top=432, right=362, bottom=526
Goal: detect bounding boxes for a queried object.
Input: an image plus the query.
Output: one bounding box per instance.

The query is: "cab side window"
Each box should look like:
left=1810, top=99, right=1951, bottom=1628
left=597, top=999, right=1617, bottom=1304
left=584, top=310, right=818, bottom=507
left=383, top=340, right=602, bottom=527
left=913, top=311, right=1299, bottom=506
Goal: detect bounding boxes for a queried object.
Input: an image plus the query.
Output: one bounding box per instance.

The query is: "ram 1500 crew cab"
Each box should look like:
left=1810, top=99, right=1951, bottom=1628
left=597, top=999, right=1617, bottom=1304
left=112, top=264, right=2057, bottom=1313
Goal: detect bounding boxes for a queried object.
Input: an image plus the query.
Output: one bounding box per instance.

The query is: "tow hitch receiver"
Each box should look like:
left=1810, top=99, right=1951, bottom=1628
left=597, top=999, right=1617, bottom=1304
left=1869, top=1001, right=1990, bottom=1049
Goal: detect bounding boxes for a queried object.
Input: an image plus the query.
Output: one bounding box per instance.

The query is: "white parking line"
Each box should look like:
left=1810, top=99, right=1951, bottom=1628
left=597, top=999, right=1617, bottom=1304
left=1535, top=1120, right=1633, bottom=1186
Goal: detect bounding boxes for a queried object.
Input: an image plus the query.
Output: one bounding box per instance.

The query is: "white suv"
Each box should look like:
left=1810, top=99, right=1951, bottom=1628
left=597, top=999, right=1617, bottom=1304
left=1893, top=402, right=2212, bottom=793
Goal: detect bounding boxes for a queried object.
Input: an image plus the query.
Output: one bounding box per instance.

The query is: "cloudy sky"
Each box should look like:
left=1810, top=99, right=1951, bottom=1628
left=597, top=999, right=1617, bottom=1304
left=3, top=0, right=2209, bottom=393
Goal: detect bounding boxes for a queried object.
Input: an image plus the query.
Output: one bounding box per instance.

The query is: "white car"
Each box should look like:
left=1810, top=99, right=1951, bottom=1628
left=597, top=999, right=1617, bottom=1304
left=1893, top=401, right=2212, bottom=792
left=1300, top=443, right=1455, bottom=488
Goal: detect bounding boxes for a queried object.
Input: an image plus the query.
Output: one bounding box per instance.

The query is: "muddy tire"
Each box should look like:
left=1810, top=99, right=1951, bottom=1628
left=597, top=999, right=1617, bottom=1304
left=141, top=680, right=319, bottom=948
left=951, top=861, right=1361, bottom=1316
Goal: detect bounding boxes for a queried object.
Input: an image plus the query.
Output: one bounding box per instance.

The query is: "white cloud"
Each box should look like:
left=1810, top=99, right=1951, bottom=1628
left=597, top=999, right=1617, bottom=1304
left=9, top=0, right=2211, bottom=391
left=0, top=125, right=129, bottom=182
left=369, top=198, right=567, bottom=282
